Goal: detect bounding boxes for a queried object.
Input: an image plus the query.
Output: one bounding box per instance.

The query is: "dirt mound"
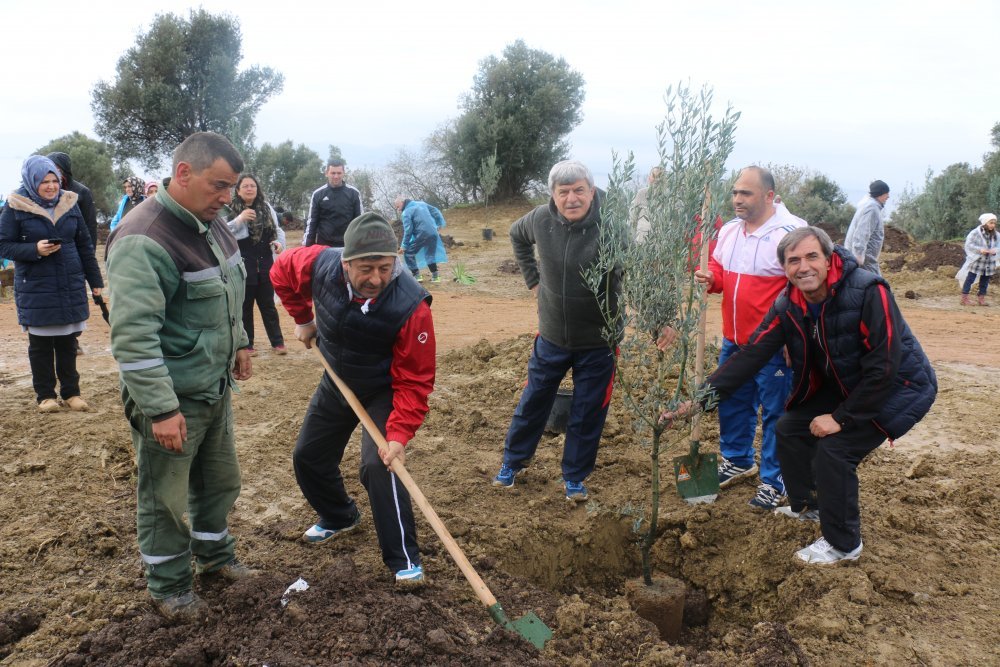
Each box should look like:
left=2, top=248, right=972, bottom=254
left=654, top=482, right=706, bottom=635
left=906, top=240, right=964, bottom=271
left=52, top=557, right=554, bottom=666
left=497, top=259, right=520, bottom=275
left=812, top=222, right=843, bottom=245
left=881, top=226, right=913, bottom=254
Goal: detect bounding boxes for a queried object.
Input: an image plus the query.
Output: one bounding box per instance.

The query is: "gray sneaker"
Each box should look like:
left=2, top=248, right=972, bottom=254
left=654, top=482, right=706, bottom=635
left=774, top=506, right=820, bottom=523
left=303, top=509, right=362, bottom=544
left=795, top=537, right=862, bottom=565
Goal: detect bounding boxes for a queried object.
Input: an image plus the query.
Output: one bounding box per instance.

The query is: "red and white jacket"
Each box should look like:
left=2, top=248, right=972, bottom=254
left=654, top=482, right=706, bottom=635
left=707, top=203, right=807, bottom=344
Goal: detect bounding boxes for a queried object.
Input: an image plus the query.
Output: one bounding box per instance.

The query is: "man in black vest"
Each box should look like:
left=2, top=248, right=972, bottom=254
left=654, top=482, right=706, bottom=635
left=664, top=226, right=936, bottom=565
left=271, top=213, right=434, bottom=585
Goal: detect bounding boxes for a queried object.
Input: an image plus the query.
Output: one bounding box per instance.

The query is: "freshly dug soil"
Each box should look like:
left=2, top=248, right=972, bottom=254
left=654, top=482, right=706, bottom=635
left=1, top=205, right=998, bottom=666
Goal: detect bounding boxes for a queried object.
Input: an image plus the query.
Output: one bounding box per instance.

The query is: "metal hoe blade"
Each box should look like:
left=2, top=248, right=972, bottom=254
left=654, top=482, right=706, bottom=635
left=489, top=603, right=553, bottom=650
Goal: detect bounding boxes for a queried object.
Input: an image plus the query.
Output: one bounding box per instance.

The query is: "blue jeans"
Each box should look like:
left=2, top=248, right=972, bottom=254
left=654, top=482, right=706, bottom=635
left=502, top=335, right=616, bottom=482
left=962, top=272, right=991, bottom=296
left=717, top=338, right=792, bottom=492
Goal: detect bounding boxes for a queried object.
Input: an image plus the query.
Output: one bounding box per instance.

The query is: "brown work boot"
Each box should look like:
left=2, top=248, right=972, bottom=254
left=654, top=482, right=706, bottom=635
left=977, top=294, right=990, bottom=306
left=65, top=396, right=89, bottom=412
left=201, top=558, right=259, bottom=582
left=37, top=398, right=61, bottom=413
left=151, top=590, right=208, bottom=622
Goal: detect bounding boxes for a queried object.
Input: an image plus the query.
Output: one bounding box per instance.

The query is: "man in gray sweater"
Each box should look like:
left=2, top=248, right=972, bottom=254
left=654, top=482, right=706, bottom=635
left=492, top=160, right=622, bottom=502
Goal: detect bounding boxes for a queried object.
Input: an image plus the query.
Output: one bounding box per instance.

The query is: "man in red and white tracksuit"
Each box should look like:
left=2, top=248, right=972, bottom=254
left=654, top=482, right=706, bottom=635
left=695, top=166, right=807, bottom=510
left=271, top=212, right=434, bottom=586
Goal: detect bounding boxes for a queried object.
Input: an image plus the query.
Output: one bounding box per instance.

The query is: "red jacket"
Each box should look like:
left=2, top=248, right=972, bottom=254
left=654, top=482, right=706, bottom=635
left=271, top=245, right=435, bottom=445
left=707, top=203, right=807, bottom=344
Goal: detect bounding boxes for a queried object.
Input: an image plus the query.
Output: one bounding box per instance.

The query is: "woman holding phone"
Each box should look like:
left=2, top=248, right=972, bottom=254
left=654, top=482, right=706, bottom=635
left=0, top=155, right=104, bottom=412
left=226, top=173, right=286, bottom=355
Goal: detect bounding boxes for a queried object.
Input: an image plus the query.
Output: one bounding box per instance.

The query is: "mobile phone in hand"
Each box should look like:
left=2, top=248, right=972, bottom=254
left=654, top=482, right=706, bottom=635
left=47, top=238, right=63, bottom=244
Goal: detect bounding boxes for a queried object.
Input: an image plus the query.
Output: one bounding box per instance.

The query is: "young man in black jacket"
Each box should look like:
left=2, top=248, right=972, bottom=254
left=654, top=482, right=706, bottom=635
left=304, top=158, right=363, bottom=247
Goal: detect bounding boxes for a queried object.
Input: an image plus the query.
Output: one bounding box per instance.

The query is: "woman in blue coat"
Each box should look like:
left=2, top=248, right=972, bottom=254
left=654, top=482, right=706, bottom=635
left=0, top=156, right=104, bottom=412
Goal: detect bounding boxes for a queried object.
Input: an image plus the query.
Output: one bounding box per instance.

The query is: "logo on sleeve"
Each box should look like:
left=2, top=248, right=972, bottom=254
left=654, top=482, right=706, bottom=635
left=417, top=332, right=428, bottom=344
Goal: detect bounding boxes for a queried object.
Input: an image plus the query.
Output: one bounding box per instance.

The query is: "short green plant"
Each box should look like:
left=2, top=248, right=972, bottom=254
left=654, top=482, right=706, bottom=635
left=479, top=149, right=502, bottom=208
left=451, top=263, right=477, bottom=285
left=584, top=82, right=738, bottom=585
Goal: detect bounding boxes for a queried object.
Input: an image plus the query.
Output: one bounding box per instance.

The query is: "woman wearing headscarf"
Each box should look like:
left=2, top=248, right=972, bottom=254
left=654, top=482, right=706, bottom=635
left=957, top=213, right=998, bottom=306
left=109, top=175, right=147, bottom=230
left=145, top=180, right=159, bottom=197
left=226, top=173, right=286, bottom=355
left=0, top=155, right=104, bottom=412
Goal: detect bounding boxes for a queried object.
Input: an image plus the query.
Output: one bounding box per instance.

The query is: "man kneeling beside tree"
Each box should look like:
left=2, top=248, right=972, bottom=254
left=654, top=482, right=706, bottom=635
left=667, top=226, right=936, bottom=565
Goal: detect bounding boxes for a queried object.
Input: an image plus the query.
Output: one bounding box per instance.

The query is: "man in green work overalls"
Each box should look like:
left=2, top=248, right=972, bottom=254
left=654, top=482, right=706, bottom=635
left=107, top=132, right=254, bottom=621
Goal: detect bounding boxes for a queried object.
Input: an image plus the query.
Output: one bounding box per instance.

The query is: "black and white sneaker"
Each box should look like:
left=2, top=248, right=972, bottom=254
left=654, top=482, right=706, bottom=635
left=717, top=457, right=758, bottom=488
left=748, top=483, right=785, bottom=510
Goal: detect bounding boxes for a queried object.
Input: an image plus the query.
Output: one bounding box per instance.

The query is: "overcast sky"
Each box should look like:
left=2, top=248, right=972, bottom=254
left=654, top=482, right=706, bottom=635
left=2, top=0, right=997, bottom=211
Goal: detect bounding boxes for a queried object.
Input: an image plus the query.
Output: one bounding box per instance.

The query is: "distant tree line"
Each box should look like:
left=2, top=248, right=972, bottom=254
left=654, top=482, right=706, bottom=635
left=52, top=11, right=589, bottom=224
left=33, top=7, right=988, bottom=239
left=891, top=122, right=1000, bottom=240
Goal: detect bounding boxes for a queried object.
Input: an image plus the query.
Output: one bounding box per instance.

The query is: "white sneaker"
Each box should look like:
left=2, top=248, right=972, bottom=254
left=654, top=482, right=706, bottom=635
left=774, top=506, right=820, bottom=523
left=795, top=537, right=862, bottom=565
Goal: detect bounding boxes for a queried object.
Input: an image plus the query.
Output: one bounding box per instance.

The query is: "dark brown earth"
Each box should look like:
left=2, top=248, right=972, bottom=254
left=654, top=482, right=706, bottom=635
left=2, top=204, right=998, bottom=666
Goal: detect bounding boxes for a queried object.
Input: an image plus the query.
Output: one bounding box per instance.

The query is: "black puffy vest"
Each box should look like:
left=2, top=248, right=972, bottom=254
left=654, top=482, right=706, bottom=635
left=311, top=249, right=430, bottom=396
left=778, top=247, right=936, bottom=439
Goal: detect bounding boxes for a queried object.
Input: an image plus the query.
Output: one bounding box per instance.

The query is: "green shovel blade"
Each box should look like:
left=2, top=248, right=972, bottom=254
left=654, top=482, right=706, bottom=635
left=488, top=603, right=553, bottom=650
left=673, top=441, right=719, bottom=504
left=509, top=611, right=553, bottom=650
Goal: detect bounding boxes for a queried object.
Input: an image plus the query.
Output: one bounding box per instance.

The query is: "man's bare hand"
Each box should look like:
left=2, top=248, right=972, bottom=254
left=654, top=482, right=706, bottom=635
left=809, top=414, right=841, bottom=438
left=694, top=269, right=713, bottom=285
left=656, top=326, right=679, bottom=351
left=152, top=413, right=187, bottom=452
left=659, top=400, right=695, bottom=427
left=295, top=322, right=318, bottom=349
left=233, top=348, right=252, bottom=380
left=381, top=440, right=406, bottom=468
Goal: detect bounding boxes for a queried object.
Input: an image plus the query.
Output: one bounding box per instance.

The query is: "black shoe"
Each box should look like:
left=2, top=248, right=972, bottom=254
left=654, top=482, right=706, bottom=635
left=152, top=590, right=208, bottom=622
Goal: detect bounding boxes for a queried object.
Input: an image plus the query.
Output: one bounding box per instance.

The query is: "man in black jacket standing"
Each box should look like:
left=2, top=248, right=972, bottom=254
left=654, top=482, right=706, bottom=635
left=667, top=226, right=936, bottom=565
left=492, top=160, right=621, bottom=503
left=304, top=158, right=363, bottom=247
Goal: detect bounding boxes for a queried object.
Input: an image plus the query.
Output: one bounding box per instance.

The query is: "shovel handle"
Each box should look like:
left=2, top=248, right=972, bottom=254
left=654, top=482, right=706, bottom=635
left=692, top=189, right=711, bottom=442
left=310, top=346, right=499, bottom=609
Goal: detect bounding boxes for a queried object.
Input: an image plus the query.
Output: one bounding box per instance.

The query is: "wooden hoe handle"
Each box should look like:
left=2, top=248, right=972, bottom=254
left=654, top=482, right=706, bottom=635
left=311, top=346, right=499, bottom=609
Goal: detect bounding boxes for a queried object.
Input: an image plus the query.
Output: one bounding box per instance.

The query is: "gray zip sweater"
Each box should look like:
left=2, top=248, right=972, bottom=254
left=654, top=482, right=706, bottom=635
left=510, top=192, right=622, bottom=350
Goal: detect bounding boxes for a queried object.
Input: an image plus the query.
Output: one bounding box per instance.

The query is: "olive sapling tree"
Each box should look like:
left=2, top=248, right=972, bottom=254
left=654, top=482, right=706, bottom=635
left=584, top=83, right=738, bottom=584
